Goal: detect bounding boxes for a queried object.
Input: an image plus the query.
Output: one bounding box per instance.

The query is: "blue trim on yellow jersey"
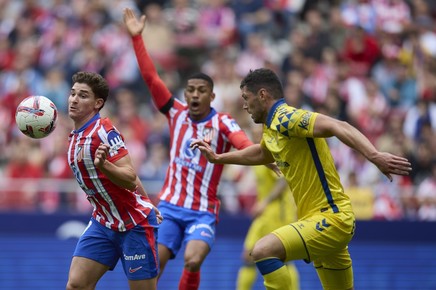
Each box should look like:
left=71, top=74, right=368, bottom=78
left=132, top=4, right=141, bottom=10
left=306, top=138, right=339, bottom=213
left=266, top=99, right=286, bottom=127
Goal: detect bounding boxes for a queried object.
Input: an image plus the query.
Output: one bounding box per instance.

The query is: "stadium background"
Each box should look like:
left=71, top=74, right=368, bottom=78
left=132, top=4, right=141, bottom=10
left=1, top=0, right=436, bottom=289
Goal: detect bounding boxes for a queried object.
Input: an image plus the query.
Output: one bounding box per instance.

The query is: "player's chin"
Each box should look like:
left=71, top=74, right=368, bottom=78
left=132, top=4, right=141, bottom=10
left=68, top=110, right=81, bottom=121
left=68, top=111, right=76, bottom=119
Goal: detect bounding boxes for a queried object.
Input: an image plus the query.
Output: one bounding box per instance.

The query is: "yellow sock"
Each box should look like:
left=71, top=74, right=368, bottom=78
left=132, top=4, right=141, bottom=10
left=263, top=265, right=293, bottom=290
left=236, top=265, right=257, bottom=290
left=287, top=263, right=300, bottom=290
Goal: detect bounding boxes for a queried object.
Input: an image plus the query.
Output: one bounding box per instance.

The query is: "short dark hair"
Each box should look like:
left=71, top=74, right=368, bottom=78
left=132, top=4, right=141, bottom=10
left=240, top=68, right=284, bottom=100
left=187, top=72, right=214, bottom=90
left=72, top=72, right=109, bottom=107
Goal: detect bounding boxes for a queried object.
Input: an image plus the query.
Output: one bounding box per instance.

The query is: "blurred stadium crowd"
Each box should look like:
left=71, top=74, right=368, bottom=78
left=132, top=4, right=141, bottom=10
left=0, top=0, right=435, bottom=221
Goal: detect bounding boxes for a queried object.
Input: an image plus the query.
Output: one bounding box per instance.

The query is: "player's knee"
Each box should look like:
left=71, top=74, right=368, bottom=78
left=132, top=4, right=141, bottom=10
left=66, top=274, right=97, bottom=290
left=66, top=279, right=85, bottom=290
left=251, top=234, right=284, bottom=262
left=251, top=238, right=272, bottom=261
left=184, top=257, right=202, bottom=272
left=241, top=249, right=254, bottom=264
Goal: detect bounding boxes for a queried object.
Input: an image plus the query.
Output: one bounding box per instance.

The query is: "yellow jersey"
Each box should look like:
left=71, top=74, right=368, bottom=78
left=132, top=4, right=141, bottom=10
left=260, top=99, right=353, bottom=219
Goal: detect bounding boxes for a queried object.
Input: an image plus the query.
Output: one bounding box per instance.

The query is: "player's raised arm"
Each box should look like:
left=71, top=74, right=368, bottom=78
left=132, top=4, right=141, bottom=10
left=123, top=7, right=172, bottom=110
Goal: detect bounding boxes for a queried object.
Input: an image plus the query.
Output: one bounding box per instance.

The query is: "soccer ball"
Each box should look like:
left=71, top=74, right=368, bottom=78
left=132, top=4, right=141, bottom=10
left=15, top=95, right=58, bottom=139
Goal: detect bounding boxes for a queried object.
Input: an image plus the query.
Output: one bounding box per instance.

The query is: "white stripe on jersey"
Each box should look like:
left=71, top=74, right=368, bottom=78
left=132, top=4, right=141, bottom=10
left=95, top=125, right=126, bottom=231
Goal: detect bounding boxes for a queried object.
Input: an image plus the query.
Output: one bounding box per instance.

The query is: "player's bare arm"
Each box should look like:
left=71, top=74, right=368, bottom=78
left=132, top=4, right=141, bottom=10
left=191, top=140, right=274, bottom=165
left=313, top=113, right=412, bottom=181
left=94, top=143, right=137, bottom=190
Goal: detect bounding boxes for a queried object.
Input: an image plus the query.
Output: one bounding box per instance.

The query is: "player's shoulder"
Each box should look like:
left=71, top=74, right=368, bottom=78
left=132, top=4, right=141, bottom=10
left=215, top=111, right=234, bottom=120
left=275, top=103, right=297, bottom=116
left=172, top=97, right=188, bottom=110
left=99, top=117, right=114, bottom=126
left=215, top=112, right=244, bottom=131
left=99, top=117, right=123, bottom=135
left=273, top=104, right=314, bottom=123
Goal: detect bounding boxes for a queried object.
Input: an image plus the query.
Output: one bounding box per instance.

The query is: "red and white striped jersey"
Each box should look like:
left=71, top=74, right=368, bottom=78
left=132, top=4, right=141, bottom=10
left=159, top=101, right=249, bottom=215
left=68, top=114, right=154, bottom=232
left=131, top=34, right=253, bottom=216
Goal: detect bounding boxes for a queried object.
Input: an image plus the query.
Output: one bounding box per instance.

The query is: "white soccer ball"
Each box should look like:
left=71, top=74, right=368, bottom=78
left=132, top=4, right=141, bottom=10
left=15, top=95, right=58, bottom=139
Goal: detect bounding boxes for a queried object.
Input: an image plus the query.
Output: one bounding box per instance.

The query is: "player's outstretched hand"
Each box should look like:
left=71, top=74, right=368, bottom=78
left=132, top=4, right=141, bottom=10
left=371, top=152, right=412, bottom=182
left=123, top=7, right=146, bottom=37
left=94, top=143, right=110, bottom=169
left=190, top=139, right=218, bottom=163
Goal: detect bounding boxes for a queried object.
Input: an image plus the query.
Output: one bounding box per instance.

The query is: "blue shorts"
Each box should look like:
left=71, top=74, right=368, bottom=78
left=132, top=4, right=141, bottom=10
left=158, top=201, right=216, bottom=258
left=73, top=213, right=159, bottom=280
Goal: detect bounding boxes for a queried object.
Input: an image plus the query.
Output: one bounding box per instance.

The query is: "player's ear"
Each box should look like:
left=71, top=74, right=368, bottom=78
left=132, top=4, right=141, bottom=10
left=95, top=98, right=104, bottom=110
left=259, top=88, right=267, bottom=101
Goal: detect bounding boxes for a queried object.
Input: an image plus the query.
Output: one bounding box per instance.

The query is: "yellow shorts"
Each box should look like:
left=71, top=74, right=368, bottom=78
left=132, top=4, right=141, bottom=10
left=272, top=211, right=355, bottom=290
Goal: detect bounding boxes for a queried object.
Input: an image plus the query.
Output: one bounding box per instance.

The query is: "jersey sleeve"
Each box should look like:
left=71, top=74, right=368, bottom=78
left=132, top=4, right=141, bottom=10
left=99, top=119, right=129, bottom=163
left=228, top=131, right=253, bottom=149
left=131, top=34, right=173, bottom=113
left=275, top=107, right=318, bottom=138
left=220, top=114, right=253, bottom=150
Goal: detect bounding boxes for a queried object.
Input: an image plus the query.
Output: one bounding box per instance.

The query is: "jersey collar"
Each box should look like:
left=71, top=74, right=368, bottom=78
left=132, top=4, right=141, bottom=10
left=189, top=107, right=217, bottom=123
left=74, top=113, right=100, bottom=133
left=266, top=99, right=285, bottom=127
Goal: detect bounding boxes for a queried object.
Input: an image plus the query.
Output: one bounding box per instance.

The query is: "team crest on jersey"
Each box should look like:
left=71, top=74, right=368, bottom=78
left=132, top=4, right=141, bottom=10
left=202, top=127, right=214, bottom=140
